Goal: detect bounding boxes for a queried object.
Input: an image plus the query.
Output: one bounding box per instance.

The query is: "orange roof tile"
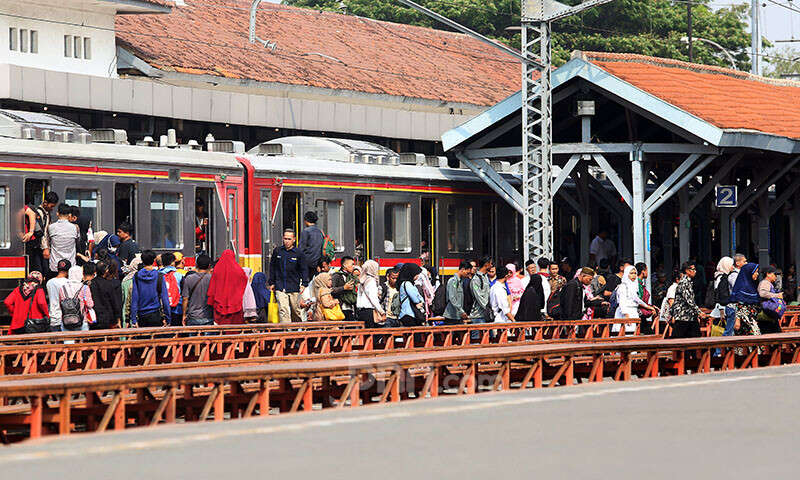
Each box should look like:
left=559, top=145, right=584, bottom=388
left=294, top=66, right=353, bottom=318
left=583, top=52, right=800, bottom=140
left=115, top=1, right=521, bottom=106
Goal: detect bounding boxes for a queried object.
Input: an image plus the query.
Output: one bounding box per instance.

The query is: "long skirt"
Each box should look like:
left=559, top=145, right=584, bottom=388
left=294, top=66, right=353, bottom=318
left=215, top=310, right=245, bottom=325
left=735, top=304, right=761, bottom=336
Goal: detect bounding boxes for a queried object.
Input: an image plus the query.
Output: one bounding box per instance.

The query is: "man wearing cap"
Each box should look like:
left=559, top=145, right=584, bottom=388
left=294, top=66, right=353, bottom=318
left=46, top=259, right=72, bottom=331
left=560, top=267, right=606, bottom=320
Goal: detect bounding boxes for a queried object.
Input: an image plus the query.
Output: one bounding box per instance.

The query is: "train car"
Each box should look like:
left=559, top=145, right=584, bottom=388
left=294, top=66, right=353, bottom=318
left=0, top=109, right=245, bottom=302
left=238, top=137, right=522, bottom=276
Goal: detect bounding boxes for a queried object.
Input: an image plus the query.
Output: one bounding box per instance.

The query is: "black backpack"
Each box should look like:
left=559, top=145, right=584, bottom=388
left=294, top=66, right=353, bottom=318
left=547, top=289, right=563, bottom=320
left=703, top=280, right=717, bottom=308
left=60, top=283, right=86, bottom=330
left=714, top=274, right=731, bottom=306
left=462, top=278, right=474, bottom=315
left=431, top=283, right=447, bottom=317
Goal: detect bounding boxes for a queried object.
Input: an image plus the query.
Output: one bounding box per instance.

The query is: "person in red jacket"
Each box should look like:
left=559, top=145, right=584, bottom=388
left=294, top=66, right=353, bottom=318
left=4, top=273, right=49, bottom=334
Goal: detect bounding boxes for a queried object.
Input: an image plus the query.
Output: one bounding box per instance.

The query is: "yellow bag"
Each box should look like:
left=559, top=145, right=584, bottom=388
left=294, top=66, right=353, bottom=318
left=709, top=318, right=725, bottom=337
left=267, top=291, right=280, bottom=324
left=323, top=304, right=346, bottom=321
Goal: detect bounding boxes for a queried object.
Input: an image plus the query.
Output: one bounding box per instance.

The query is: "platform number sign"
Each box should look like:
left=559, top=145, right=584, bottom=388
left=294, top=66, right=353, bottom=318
left=715, top=185, right=737, bottom=208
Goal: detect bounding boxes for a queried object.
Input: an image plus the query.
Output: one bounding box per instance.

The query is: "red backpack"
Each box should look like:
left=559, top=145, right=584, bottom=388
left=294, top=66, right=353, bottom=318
left=163, top=271, right=181, bottom=308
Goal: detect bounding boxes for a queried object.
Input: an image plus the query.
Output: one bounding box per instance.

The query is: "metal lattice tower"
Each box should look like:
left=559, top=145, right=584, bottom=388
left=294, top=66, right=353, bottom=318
left=521, top=0, right=613, bottom=260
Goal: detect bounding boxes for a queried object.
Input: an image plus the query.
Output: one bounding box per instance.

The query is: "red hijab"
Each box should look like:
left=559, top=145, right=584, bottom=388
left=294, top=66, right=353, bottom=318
left=207, top=250, right=248, bottom=316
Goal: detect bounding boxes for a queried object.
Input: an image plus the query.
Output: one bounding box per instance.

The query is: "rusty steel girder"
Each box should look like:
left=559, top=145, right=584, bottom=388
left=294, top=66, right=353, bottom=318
left=0, top=318, right=643, bottom=377
left=1, top=333, right=799, bottom=442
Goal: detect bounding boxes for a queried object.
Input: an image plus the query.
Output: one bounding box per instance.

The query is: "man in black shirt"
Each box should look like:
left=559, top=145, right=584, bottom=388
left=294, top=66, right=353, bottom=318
left=116, top=221, right=141, bottom=267
left=299, top=211, right=324, bottom=281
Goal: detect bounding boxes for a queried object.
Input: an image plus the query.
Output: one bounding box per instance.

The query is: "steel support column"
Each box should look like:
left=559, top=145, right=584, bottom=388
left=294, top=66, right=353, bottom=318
left=631, top=150, right=646, bottom=264
left=793, top=196, right=800, bottom=278
left=758, top=196, right=770, bottom=266
left=678, top=188, right=691, bottom=263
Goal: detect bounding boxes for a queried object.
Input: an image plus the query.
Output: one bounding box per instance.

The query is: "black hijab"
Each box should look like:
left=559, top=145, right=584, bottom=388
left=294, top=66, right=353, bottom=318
left=397, top=263, right=422, bottom=286
left=516, top=275, right=544, bottom=321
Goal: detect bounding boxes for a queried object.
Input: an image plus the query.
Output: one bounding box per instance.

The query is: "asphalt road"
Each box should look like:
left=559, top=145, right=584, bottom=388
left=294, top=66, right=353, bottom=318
left=2, top=365, right=799, bottom=479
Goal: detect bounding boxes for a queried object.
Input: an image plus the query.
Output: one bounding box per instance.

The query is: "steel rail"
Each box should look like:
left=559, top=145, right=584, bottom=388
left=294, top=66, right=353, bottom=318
left=0, top=321, right=364, bottom=345
left=0, top=333, right=798, bottom=441
left=0, top=319, right=642, bottom=377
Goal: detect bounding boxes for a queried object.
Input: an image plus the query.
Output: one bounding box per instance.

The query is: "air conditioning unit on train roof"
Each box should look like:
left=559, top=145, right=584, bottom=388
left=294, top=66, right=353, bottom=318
left=250, top=136, right=400, bottom=164
left=399, top=153, right=425, bottom=166
left=425, top=156, right=449, bottom=168
left=0, top=109, right=88, bottom=142
left=90, top=129, right=127, bottom=144
left=207, top=140, right=245, bottom=154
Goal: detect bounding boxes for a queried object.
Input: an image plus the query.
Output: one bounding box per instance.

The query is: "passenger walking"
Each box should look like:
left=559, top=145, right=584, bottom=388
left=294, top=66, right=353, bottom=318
left=268, top=229, right=308, bottom=323
left=311, top=273, right=340, bottom=322
left=250, top=272, right=270, bottom=323
left=22, top=191, right=58, bottom=276
left=356, top=260, right=385, bottom=328
left=121, top=254, right=142, bottom=327
left=4, top=273, right=48, bottom=334
left=159, top=252, right=184, bottom=326
left=241, top=268, right=258, bottom=322
left=443, top=261, right=472, bottom=325
left=396, top=263, right=425, bottom=327
left=130, top=250, right=171, bottom=328
left=489, top=265, right=514, bottom=323
left=561, top=268, right=603, bottom=321
left=725, top=253, right=747, bottom=335
left=416, top=266, right=436, bottom=316
left=59, top=266, right=94, bottom=331
left=115, top=221, right=141, bottom=266
left=534, top=258, right=551, bottom=315
left=614, top=265, right=657, bottom=333
left=207, top=249, right=248, bottom=325
left=331, top=256, right=358, bottom=321
left=547, top=261, right=567, bottom=295
left=636, top=262, right=655, bottom=334
left=90, top=261, right=121, bottom=329
left=379, top=265, right=400, bottom=325
left=757, top=266, right=784, bottom=334
left=469, top=257, right=492, bottom=339
left=46, top=259, right=71, bottom=332
left=181, top=254, right=214, bottom=326
left=505, top=263, right=525, bottom=316
left=710, top=257, right=734, bottom=335
left=299, top=211, right=324, bottom=281
left=659, top=271, right=681, bottom=326
left=47, top=203, right=79, bottom=274
left=670, top=262, right=708, bottom=338
left=517, top=265, right=545, bottom=322
left=729, top=262, right=762, bottom=336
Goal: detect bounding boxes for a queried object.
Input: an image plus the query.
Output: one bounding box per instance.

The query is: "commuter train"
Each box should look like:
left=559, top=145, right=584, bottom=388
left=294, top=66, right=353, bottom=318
left=0, top=109, right=523, bottom=299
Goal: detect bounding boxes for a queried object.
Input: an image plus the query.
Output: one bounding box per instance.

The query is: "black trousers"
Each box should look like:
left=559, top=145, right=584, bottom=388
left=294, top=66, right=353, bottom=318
left=26, top=244, right=47, bottom=276
left=358, top=308, right=381, bottom=329
left=757, top=319, right=782, bottom=334
left=343, top=308, right=357, bottom=322
left=671, top=321, right=701, bottom=338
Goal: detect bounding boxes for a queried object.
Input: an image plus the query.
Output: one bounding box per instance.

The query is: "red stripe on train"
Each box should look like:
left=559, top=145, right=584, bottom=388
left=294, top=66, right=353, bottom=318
left=0, top=257, right=26, bottom=268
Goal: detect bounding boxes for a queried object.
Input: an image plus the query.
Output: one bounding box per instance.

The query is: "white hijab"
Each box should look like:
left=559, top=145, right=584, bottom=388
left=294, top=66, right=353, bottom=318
left=620, top=265, right=639, bottom=297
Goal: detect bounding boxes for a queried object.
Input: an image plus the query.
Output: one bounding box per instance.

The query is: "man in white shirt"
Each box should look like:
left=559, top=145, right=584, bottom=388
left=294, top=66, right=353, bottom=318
left=46, top=259, right=71, bottom=331
left=589, top=230, right=617, bottom=267
left=490, top=265, right=514, bottom=323
left=47, top=203, right=79, bottom=274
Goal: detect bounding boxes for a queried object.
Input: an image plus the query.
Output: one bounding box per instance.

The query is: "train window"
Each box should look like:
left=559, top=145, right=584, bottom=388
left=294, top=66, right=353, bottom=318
left=0, top=187, right=8, bottom=248
left=260, top=192, right=271, bottom=245
left=315, top=200, right=344, bottom=252
left=227, top=191, right=238, bottom=252
left=65, top=189, right=99, bottom=231
left=150, top=192, right=183, bottom=250
left=384, top=203, right=411, bottom=253
left=447, top=205, right=474, bottom=253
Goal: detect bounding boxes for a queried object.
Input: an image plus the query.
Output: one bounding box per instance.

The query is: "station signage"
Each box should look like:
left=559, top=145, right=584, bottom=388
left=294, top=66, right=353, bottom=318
left=715, top=185, right=737, bottom=208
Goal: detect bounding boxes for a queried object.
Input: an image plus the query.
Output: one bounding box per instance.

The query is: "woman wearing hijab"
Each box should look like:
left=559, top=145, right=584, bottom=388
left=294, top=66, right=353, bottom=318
left=710, top=257, right=734, bottom=329
left=516, top=269, right=544, bottom=322
left=415, top=266, right=436, bottom=317
left=614, top=265, right=657, bottom=333
left=311, top=272, right=339, bottom=321
left=757, top=265, right=783, bottom=334
left=242, top=267, right=258, bottom=322
left=729, top=262, right=762, bottom=336
left=90, top=261, right=122, bottom=329
left=505, top=264, right=525, bottom=316
left=356, top=260, right=385, bottom=328
left=4, top=273, right=48, bottom=334
left=396, top=263, right=425, bottom=327
left=250, top=272, right=270, bottom=323
left=207, top=250, right=248, bottom=325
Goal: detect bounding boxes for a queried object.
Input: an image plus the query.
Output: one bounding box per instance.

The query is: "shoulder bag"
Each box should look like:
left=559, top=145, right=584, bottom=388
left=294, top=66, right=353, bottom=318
left=24, top=287, right=50, bottom=334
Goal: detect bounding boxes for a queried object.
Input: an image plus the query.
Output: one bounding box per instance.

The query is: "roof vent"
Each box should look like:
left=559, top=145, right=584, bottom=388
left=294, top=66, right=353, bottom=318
left=381, top=156, right=399, bottom=166
left=256, top=142, right=289, bottom=156
left=425, top=156, right=449, bottom=168
left=77, top=133, right=92, bottom=144
left=399, top=153, right=425, bottom=166
left=40, top=129, right=54, bottom=142
left=55, top=131, right=74, bottom=143
left=167, top=129, right=178, bottom=148
left=21, top=128, right=34, bottom=140
left=89, top=129, right=128, bottom=144
left=179, top=139, right=202, bottom=150
left=207, top=140, right=245, bottom=154
left=137, top=136, right=158, bottom=147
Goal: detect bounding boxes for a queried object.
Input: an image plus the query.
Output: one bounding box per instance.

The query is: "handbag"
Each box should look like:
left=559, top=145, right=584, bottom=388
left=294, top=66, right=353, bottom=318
left=761, top=287, right=786, bottom=319
left=323, top=303, right=345, bottom=321
left=267, top=291, right=280, bottom=324
left=710, top=318, right=726, bottom=337
left=400, top=282, right=426, bottom=325
left=24, top=287, right=50, bottom=334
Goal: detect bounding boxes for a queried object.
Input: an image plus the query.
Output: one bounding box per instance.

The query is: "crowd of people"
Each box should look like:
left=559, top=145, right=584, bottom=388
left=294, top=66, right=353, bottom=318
left=3, top=199, right=794, bottom=338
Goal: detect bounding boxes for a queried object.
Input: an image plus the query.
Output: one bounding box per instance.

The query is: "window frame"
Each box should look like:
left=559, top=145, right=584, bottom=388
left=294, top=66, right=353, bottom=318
left=383, top=202, right=412, bottom=254
left=0, top=186, right=10, bottom=249
left=73, top=35, right=81, bottom=59
left=447, top=203, right=475, bottom=254
left=19, top=29, right=28, bottom=53
left=315, top=198, right=345, bottom=252
left=226, top=187, right=238, bottom=253
left=29, top=30, right=37, bottom=54
left=150, top=191, right=184, bottom=250
left=65, top=188, right=101, bottom=231
left=9, top=28, right=17, bottom=51
left=83, top=37, right=91, bottom=60
left=63, top=35, right=72, bottom=57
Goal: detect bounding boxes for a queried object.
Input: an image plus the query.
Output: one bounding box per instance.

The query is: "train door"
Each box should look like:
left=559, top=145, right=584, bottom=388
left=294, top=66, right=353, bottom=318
left=355, top=195, right=372, bottom=263
left=260, top=189, right=272, bottom=273
left=421, top=197, right=436, bottom=269
left=137, top=183, right=194, bottom=254
left=24, top=179, right=48, bottom=208
left=282, top=192, right=301, bottom=238
left=195, top=187, right=213, bottom=255
left=115, top=183, right=135, bottom=228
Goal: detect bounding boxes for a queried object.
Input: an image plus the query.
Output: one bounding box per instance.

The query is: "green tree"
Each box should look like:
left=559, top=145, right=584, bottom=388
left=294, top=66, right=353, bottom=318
left=764, top=47, right=800, bottom=79
left=285, top=0, right=751, bottom=69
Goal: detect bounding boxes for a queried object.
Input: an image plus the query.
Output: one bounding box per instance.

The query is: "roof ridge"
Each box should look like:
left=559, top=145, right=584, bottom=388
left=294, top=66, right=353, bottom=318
left=576, top=50, right=800, bottom=89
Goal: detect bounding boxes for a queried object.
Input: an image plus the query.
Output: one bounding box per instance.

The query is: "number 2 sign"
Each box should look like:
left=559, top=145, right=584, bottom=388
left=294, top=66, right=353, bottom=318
left=715, top=185, right=737, bottom=208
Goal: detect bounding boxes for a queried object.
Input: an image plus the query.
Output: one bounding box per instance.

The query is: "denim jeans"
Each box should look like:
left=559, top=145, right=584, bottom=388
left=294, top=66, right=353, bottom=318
left=470, top=316, right=485, bottom=341
left=724, top=305, right=736, bottom=336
